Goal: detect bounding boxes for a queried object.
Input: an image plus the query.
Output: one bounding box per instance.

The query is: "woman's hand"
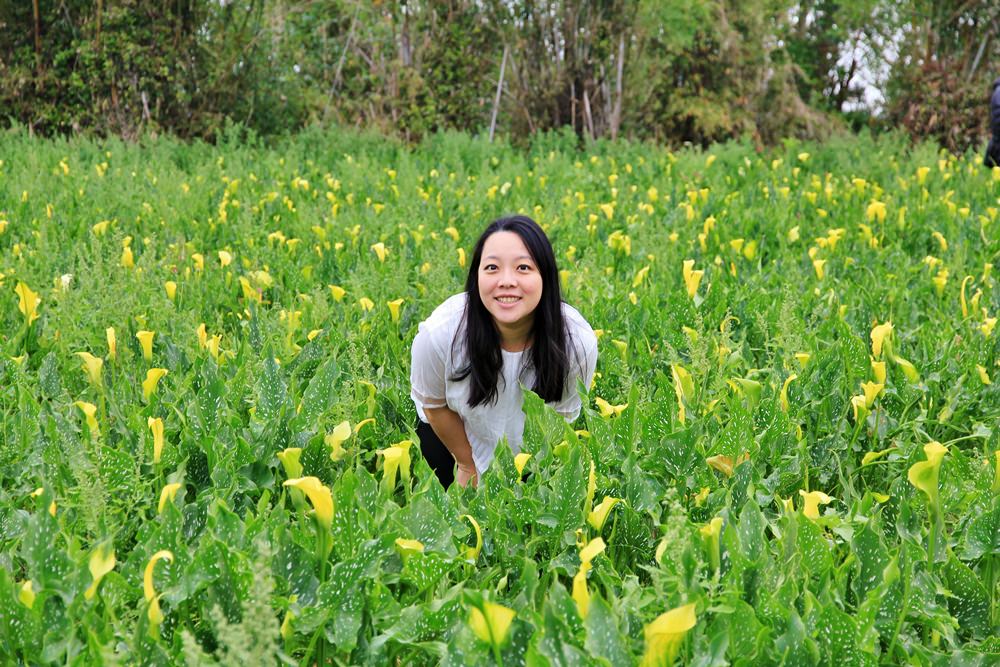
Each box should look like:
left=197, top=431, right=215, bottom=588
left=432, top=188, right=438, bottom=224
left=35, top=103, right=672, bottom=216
left=455, top=462, right=478, bottom=488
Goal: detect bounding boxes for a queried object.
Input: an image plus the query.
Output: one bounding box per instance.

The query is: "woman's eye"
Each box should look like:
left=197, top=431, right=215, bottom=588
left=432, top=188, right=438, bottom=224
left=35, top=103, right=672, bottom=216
left=483, top=264, right=498, bottom=271
left=518, top=264, right=533, bottom=271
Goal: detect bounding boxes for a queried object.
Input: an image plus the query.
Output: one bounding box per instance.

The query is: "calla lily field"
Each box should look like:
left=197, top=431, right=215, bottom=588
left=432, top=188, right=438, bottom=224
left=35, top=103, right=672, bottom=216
left=0, top=127, right=998, bottom=664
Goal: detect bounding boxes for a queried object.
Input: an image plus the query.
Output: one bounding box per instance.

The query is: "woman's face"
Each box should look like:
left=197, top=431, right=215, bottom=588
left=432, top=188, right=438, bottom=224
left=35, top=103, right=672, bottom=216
left=477, top=231, right=543, bottom=335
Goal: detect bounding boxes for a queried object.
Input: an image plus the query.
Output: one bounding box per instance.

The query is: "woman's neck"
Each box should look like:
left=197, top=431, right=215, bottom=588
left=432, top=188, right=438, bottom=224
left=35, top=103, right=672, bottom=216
left=497, top=319, right=533, bottom=352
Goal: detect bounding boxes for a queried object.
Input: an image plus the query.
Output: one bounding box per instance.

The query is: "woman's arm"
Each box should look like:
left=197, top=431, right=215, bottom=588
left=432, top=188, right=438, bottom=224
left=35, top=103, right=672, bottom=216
left=423, top=405, right=478, bottom=487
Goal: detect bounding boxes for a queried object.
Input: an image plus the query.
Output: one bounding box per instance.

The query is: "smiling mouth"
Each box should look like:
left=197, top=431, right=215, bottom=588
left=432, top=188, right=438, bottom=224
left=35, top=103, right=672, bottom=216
left=495, top=296, right=521, bottom=303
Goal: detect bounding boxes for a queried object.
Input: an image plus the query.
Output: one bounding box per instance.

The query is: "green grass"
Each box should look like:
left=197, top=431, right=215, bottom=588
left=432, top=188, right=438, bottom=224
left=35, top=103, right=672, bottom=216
left=0, top=126, right=998, bottom=665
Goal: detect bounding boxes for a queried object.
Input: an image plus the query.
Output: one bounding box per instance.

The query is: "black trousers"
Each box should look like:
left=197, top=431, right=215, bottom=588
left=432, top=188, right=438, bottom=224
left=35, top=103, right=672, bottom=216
left=416, top=420, right=455, bottom=488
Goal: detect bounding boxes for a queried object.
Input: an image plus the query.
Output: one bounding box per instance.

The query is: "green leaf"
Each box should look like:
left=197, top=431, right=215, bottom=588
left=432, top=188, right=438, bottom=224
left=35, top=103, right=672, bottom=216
left=399, top=495, right=456, bottom=556
left=37, top=352, right=61, bottom=399
left=943, top=554, right=990, bottom=638
left=537, top=444, right=585, bottom=547
left=255, top=350, right=286, bottom=422
left=293, top=357, right=339, bottom=429
left=21, top=501, right=73, bottom=597
left=796, top=515, right=832, bottom=577
left=811, top=604, right=864, bottom=667
left=584, top=594, right=630, bottom=667
left=961, top=497, right=1000, bottom=559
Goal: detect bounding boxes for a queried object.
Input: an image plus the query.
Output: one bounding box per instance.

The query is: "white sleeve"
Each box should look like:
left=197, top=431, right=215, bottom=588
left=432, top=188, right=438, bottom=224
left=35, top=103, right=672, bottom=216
left=410, top=327, right=448, bottom=411
left=551, top=328, right=598, bottom=421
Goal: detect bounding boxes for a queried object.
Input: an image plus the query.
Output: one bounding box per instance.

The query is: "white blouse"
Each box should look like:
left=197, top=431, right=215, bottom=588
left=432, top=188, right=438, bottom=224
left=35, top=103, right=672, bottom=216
left=410, top=293, right=598, bottom=475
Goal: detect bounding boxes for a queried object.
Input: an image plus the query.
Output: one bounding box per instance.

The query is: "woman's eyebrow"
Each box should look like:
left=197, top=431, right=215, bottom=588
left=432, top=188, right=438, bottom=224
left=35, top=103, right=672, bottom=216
left=483, top=254, right=533, bottom=261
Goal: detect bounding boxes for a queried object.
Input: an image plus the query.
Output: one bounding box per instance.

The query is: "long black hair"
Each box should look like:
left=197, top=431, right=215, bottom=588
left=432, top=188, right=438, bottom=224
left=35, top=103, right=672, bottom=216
left=452, top=215, right=572, bottom=407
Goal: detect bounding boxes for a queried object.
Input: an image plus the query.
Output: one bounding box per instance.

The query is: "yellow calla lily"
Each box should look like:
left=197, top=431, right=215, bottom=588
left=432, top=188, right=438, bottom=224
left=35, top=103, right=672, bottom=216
left=379, top=447, right=403, bottom=493
left=572, top=537, right=606, bottom=619
left=682, top=260, right=703, bottom=299
left=584, top=460, right=597, bottom=515
left=15, top=281, right=41, bottom=325
left=218, top=250, right=233, bottom=267
left=147, top=417, right=164, bottom=463
left=142, top=368, right=168, bottom=401
left=386, top=299, right=404, bottom=323
left=326, top=420, right=352, bottom=461
left=370, top=242, right=388, bottom=262
left=277, top=447, right=303, bottom=479
left=106, top=327, right=117, bottom=361
left=157, top=483, right=182, bottom=514
left=136, top=330, right=155, bottom=361
left=514, top=453, right=532, bottom=477
left=871, top=358, right=886, bottom=384
left=84, top=542, right=116, bottom=600
left=469, top=601, right=516, bottom=648
left=780, top=374, right=797, bottom=412
left=328, top=284, right=346, bottom=301
left=394, top=538, right=425, bottom=556
left=976, top=365, right=991, bottom=385
left=799, top=489, right=833, bottom=520
left=75, top=401, right=99, bottom=433
left=907, top=441, right=948, bottom=507
left=861, top=381, right=883, bottom=408
left=641, top=602, right=697, bottom=667
left=595, top=396, right=627, bottom=418
left=18, top=580, right=36, bottom=608
left=283, top=477, right=334, bottom=529
left=462, top=514, right=483, bottom=561
left=144, top=550, right=173, bottom=626
left=164, top=281, right=177, bottom=301
left=871, top=321, right=893, bottom=358
left=672, top=364, right=695, bottom=424
left=893, top=355, right=920, bottom=382
left=587, top=497, right=622, bottom=532
left=794, top=352, right=811, bottom=367
left=700, top=517, right=723, bottom=572
left=76, top=352, right=103, bottom=387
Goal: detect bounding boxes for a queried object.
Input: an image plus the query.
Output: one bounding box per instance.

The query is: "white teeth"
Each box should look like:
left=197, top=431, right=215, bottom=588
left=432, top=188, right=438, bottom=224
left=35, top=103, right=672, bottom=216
left=496, top=297, right=520, bottom=303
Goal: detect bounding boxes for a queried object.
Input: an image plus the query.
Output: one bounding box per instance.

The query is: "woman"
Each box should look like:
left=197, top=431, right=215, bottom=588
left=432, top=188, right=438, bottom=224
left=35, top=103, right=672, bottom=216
left=410, top=215, right=598, bottom=487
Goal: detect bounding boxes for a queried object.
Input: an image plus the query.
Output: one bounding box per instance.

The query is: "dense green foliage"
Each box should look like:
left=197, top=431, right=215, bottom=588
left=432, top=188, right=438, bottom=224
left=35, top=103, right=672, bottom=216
left=3, top=0, right=998, bottom=149
left=0, top=126, right=999, bottom=664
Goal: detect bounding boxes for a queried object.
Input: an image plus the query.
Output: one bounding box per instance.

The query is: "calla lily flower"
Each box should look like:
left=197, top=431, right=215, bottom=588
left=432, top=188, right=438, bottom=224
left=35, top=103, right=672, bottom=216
left=469, top=601, right=516, bottom=649
left=106, top=327, right=117, bottom=361
left=812, top=258, right=826, bottom=280
left=148, top=417, right=164, bottom=463
left=633, top=265, right=651, bottom=288
left=136, top=330, right=155, bottom=361
left=976, top=365, right=991, bottom=385
left=799, top=490, right=832, bottom=520
left=682, top=260, right=703, bottom=299
left=358, top=297, right=375, bottom=311
left=780, top=374, right=797, bottom=412
left=893, top=355, right=920, bottom=382
left=394, top=538, right=425, bottom=556
left=144, top=550, right=173, bottom=625
left=386, top=299, right=404, bottom=323
left=18, top=580, right=35, bottom=608
left=871, top=358, right=886, bottom=384
left=907, top=441, right=948, bottom=507
left=277, top=447, right=303, bottom=479
left=584, top=461, right=597, bottom=515
left=727, top=377, right=761, bottom=405
left=164, top=281, right=177, bottom=301
left=394, top=440, right=413, bottom=483
left=672, top=364, right=695, bottom=424
left=142, top=368, right=168, bottom=401
left=196, top=323, right=207, bottom=349
left=514, top=453, right=532, bottom=477
left=218, top=250, right=233, bottom=267
left=870, top=321, right=893, bottom=358
left=76, top=352, right=103, bottom=387
left=595, top=396, right=627, bottom=418
left=84, top=542, right=116, bottom=600
left=641, top=602, right=697, bottom=667
left=370, top=242, right=388, bottom=262
left=283, top=477, right=334, bottom=529
left=794, top=352, right=810, bottom=367
left=379, top=447, right=404, bottom=493
left=861, top=381, right=883, bottom=408
left=462, top=514, right=482, bottom=561
left=15, top=281, right=41, bottom=325
left=328, top=284, right=346, bottom=301
left=572, top=537, right=606, bottom=619
left=700, top=517, right=723, bottom=572
left=158, top=483, right=182, bottom=514
left=706, top=452, right=747, bottom=478
left=75, top=401, right=99, bottom=432
left=587, top=497, right=622, bottom=532
left=121, top=245, right=134, bottom=269
left=326, top=421, right=352, bottom=461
